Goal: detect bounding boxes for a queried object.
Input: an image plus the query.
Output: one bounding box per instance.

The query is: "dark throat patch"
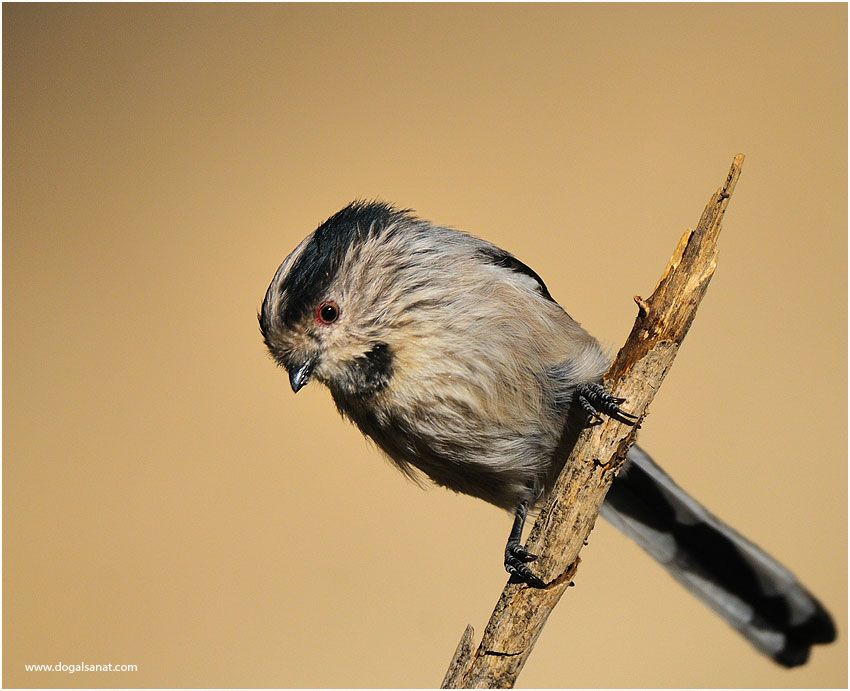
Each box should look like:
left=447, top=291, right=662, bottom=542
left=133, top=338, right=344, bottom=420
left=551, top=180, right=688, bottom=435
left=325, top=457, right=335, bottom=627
left=338, top=342, right=395, bottom=398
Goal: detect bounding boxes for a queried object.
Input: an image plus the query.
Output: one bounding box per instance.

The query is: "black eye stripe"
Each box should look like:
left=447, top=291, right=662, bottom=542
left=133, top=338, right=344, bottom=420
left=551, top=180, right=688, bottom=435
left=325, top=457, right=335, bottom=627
left=278, top=201, right=412, bottom=327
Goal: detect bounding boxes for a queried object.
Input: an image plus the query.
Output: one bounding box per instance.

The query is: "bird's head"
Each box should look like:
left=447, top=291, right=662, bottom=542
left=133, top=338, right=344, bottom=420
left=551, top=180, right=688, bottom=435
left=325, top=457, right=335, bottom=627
left=259, top=201, right=430, bottom=399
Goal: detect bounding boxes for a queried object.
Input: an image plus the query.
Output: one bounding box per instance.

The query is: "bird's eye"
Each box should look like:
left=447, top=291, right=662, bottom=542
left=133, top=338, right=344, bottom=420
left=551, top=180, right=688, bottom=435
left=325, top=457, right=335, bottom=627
left=317, top=301, right=340, bottom=324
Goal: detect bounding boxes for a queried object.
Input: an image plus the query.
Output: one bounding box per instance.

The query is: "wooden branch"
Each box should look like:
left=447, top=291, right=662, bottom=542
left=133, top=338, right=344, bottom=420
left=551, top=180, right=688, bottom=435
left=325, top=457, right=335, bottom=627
left=442, top=154, right=745, bottom=689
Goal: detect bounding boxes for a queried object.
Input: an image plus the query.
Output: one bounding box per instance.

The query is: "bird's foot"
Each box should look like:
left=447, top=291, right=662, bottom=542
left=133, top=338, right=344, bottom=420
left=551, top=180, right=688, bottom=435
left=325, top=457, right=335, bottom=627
left=576, top=382, right=638, bottom=427
left=505, top=541, right=545, bottom=588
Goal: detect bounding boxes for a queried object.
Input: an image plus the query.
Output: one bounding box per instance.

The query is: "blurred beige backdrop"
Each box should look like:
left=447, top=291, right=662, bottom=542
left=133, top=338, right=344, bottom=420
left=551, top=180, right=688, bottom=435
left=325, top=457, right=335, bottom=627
left=3, top=3, right=846, bottom=688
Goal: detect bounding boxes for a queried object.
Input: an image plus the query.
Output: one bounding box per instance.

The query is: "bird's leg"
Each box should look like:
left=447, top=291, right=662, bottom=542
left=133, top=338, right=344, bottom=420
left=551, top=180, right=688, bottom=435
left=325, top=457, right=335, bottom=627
left=575, top=381, right=638, bottom=426
left=504, top=500, right=545, bottom=587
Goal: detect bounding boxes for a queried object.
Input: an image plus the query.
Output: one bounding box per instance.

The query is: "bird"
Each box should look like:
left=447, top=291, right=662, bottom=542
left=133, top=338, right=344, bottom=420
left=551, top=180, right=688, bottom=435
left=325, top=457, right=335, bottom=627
left=259, top=200, right=835, bottom=667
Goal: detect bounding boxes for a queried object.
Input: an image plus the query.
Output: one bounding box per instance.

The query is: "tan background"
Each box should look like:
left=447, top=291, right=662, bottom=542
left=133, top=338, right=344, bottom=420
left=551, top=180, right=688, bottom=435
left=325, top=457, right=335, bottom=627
left=3, top=3, right=846, bottom=688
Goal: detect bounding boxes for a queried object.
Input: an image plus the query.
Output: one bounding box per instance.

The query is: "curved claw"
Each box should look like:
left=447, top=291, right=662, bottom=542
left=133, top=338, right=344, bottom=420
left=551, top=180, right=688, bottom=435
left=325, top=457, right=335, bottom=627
left=507, top=542, right=538, bottom=563
left=504, top=501, right=545, bottom=587
left=505, top=555, right=546, bottom=588
left=576, top=382, right=638, bottom=427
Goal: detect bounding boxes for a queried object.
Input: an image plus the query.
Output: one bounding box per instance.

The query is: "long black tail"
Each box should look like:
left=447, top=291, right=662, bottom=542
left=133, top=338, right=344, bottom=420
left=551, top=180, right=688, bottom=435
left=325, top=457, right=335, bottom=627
left=601, top=446, right=836, bottom=667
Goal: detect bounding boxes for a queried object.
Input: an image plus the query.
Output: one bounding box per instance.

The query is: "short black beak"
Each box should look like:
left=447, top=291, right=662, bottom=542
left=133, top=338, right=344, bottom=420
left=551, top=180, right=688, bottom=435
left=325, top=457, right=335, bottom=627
left=288, top=358, right=315, bottom=393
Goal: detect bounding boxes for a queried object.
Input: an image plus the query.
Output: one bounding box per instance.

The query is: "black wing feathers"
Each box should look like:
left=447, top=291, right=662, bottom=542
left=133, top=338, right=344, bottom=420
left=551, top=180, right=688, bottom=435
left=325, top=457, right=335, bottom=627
left=479, top=247, right=556, bottom=303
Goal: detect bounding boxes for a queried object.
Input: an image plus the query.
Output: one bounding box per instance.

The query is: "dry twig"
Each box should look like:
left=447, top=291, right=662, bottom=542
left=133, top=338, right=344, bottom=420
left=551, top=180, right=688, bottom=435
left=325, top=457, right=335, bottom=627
left=442, top=154, right=745, bottom=689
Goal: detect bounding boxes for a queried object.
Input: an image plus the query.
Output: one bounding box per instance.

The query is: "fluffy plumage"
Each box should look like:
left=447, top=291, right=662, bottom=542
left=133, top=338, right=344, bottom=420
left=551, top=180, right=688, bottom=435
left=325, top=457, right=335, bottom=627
left=260, top=201, right=835, bottom=666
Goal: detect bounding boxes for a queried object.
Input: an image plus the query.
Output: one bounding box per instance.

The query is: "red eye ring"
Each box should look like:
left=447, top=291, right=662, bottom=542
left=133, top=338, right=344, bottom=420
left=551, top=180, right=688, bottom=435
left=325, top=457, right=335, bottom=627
left=317, top=301, right=340, bottom=324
